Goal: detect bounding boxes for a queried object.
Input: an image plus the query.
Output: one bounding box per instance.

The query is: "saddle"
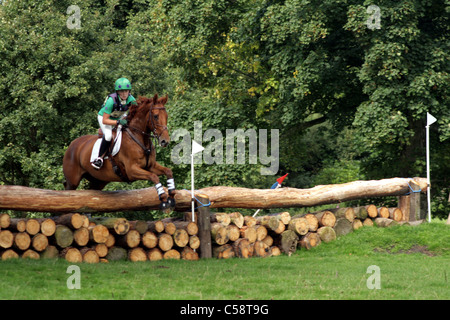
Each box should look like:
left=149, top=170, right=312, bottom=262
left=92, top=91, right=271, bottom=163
left=90, top=128, right=122, bottom=163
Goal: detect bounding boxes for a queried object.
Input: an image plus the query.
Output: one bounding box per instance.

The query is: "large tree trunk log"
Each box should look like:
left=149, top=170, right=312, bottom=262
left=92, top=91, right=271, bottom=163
left=0, top=178, right=428, bottom=213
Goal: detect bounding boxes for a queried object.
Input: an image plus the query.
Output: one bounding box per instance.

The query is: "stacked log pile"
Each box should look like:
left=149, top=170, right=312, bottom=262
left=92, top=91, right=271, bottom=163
left=205, top=203, right=423, bottom=259
left=0, top=204, right=423, bottom=262
left=0, top=213, right=200, bottom=263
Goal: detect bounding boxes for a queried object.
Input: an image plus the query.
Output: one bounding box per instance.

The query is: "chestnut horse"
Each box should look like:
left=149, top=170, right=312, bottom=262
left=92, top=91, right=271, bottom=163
left=62, top=94, right=176, bottom=211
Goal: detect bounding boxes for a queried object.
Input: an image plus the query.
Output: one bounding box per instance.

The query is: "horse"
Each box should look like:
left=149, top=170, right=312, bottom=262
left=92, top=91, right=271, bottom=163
left=62, top=94, right=176, bottom=211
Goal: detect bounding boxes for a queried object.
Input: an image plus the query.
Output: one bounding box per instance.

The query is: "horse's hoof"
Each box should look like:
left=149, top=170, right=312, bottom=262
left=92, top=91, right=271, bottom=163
left=167, top=197, right=176, bottom=208
left=159, top=201, right=173, bottom=214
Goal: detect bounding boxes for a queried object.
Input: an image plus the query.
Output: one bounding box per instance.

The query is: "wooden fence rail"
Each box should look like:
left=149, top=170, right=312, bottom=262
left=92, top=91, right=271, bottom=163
left=0, top=178, right=427, bottom=218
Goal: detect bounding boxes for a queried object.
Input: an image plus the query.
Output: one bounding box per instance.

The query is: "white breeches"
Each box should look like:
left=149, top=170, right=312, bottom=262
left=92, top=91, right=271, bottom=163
left=98, top=115, right=113, bottom=142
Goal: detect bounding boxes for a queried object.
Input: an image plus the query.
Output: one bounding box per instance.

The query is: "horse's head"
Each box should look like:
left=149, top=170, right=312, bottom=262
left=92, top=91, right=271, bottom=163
left=150, top=94, right=170, bottom=147
left=134, top=94, right=170, bottom=147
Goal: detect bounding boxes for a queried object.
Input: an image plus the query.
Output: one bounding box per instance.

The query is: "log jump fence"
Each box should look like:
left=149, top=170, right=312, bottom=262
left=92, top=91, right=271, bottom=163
left=0, top=177, right=428, bottom=262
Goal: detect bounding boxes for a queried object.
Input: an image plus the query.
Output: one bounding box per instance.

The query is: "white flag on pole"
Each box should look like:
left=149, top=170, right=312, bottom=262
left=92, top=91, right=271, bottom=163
left=190, top=140, right=204, bottom=222
left=427, top=112, right=437, bottom=126
left=192, top=140, right=204, bottom=155
left=426, top=112, right=437, bottom=223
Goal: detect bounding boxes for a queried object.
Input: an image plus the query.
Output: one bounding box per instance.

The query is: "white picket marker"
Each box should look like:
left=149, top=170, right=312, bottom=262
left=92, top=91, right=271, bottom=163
left=426, top=112, right=437, bottom=223
left=191, top=140, right=204, bottom=222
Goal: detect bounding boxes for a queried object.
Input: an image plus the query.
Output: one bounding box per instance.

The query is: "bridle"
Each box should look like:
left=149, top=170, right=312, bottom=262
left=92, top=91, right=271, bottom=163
left=147, top=105, right=169, bottom=141
left=123, top=102, right=169, bottom=168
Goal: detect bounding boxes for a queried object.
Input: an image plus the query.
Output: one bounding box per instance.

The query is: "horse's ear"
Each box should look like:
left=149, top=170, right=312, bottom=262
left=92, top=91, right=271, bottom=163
left=152, top=94, right=159, bottom=104
left=160, top=94, right=168, bottom=105
left=137, top=96, right=145, bottom=104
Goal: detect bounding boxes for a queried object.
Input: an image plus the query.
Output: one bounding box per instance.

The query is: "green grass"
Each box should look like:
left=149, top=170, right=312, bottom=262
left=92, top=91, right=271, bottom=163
left=0, top=220, right=448, bottom=300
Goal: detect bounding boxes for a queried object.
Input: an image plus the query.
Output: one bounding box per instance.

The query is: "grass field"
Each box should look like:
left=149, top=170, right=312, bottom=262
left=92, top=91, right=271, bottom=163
left=0, top=220, right=448, bottom=300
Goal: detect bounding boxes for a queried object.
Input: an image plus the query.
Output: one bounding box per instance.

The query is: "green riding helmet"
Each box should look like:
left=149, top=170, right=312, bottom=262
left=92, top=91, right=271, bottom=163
left=115, top=78, right=132, bottom=91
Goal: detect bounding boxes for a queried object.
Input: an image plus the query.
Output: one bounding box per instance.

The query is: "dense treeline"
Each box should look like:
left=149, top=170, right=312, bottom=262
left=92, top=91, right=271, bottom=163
left=0, top=0, right=448, bottom=218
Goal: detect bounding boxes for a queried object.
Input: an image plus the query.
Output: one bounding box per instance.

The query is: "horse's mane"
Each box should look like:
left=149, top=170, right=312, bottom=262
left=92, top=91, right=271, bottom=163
left=127, top=94, right=168, bottom=123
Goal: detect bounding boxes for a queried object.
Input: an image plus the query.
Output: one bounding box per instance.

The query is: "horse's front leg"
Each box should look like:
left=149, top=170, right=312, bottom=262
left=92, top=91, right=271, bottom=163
left=152, top=162, right=176, bottom=208
left=127, top=164, right=172, bottom=212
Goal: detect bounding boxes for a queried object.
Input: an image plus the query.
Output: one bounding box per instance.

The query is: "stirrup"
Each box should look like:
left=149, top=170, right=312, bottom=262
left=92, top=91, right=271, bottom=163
left=91, top=157, right=104, bottom=170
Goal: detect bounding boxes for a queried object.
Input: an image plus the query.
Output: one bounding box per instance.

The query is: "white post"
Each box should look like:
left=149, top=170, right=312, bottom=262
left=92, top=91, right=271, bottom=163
left=191, top=140, right=204, bottom=222
left=426, top=124, right=431, bottom=223
left=426, top=113, right=437, bottom=223
left=191, top=152, right=195, bottom=222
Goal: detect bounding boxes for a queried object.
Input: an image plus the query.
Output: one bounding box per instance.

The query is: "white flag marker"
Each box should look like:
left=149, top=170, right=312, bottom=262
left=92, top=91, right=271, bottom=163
left=427, top=113, right=437, bottom=126
left=191, top=140, right=204, bottom=222
left=426, top=112, right=437, bottom=222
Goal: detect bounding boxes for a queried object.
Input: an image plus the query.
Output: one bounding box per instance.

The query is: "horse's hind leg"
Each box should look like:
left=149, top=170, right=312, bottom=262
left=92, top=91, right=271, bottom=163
left=63, top=159, right=84, bottom=190
left=63, top=177, right=80, bottom=190
left=86, top=175, right=108, bottom=190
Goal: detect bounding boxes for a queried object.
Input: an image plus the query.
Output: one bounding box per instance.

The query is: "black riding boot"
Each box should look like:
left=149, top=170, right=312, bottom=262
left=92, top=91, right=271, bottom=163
left=92, top=138, right=112, bottom=169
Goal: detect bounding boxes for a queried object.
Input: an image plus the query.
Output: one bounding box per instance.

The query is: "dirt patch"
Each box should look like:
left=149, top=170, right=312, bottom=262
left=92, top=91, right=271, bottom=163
left=374, top=245, right=435, bottom=256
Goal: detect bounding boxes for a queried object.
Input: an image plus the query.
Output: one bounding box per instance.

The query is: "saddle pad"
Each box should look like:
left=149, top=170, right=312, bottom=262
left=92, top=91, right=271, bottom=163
left=90, top=129, right=122, bottom=163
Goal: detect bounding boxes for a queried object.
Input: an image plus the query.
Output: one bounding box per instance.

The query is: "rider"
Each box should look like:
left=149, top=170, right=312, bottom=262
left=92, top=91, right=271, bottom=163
left=92, top=77, right=137, bottom=169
